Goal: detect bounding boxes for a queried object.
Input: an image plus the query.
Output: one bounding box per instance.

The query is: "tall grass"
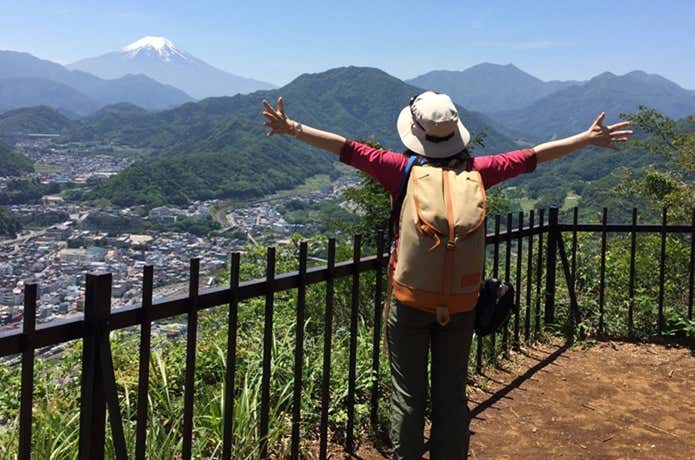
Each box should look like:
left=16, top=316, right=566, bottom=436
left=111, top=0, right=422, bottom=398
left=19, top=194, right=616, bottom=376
left=0, top=240, right=392, bottom=459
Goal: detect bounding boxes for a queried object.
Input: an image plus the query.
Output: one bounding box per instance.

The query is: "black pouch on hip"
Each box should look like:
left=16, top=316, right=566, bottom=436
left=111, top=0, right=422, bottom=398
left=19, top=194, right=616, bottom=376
left=474, top=278, right=516, bottom=336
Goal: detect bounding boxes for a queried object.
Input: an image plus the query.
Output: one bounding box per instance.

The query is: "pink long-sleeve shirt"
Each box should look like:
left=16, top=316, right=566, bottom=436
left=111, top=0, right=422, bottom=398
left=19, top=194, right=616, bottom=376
left=339, top=140, right=537, bottom=199
left=339, top=140, right=537, bottom=272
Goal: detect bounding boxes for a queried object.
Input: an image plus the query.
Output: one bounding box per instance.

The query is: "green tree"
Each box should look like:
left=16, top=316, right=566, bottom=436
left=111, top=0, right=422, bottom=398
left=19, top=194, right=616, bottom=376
left=618, top=106, right=694, bottom=221
left=0, top=207, right=22, bottom=238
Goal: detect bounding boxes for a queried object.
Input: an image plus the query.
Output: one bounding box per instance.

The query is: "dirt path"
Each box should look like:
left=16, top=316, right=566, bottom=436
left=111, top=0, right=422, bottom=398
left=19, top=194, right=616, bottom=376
left=325, top=338, right=695, bottom=459
left=467, top=339, right=695, bottom=459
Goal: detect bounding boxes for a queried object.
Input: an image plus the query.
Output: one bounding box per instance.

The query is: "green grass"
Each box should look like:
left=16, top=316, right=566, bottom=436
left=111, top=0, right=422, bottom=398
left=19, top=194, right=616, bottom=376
left=0, top=242, right=392, bottom=459
left=562, top=192, right=581, bottom=210
left=270, top=174, right=333, bottom=198
left=518, top=196, right=540, bottom=212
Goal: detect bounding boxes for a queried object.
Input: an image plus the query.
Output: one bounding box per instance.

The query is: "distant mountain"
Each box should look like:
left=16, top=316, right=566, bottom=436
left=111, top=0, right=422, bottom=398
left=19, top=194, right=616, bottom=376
left=73, top=66, right=517, bottom=208
left=407, top=63, right=578, bottom=113
left=73, top=66, right=515, bottom=154
left=0, top=106, right=73, bottom=136
left=0, top=50, right=193, bottom=113
left=0, top=78, right=99, bottom=116
left=69, top=36, right=276, bottom=99
left=0, top=141, right=33, bottom=176
left=491, top=71, right=695, bottom=141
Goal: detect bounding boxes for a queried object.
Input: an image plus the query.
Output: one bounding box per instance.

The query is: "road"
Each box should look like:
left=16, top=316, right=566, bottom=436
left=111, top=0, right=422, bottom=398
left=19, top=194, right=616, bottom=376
left=0, top=228, right=47, bottom=248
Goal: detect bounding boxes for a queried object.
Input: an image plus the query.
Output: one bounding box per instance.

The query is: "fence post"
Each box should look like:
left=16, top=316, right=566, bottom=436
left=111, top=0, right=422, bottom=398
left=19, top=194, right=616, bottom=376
left=370, top=231, right=385, bottom=434
left=346, top=235, right=361, bottom=453
left=658, top=208, right=667, bottom=334
left=544, top=208, right=559, bottom=324
left=19, top=283, right=38, bottom=460
left=260, top=248, right=276, bottom=459
left=79, top=273, right=112, bottom=460
left=135, top=266, right=154, bottom=460
left=290, top=243, right=308, bottom=460
left=222, top=253, right=241, bottom=460
left=689, top=208, right=695, bottom=324
left=182, top=259, right=200, bottom=460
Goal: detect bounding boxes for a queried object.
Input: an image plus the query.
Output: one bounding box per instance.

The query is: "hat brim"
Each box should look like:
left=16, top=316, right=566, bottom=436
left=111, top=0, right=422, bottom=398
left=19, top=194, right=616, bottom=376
left=397, top=106, right=471, bottom=158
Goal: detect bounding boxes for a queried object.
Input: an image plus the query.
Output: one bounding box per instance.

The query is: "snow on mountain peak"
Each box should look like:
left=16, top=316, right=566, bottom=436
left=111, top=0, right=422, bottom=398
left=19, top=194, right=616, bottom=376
left=122, top=36, right=187, bottom=61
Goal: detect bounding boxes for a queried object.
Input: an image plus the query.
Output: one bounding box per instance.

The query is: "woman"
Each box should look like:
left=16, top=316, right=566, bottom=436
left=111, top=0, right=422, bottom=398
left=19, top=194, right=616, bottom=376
left=262, top=92, right=631, bottom=459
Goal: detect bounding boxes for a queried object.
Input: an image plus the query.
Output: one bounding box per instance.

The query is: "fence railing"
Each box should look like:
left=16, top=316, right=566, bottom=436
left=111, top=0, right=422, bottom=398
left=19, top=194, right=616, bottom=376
left=1, top=207, right=693, bottom=459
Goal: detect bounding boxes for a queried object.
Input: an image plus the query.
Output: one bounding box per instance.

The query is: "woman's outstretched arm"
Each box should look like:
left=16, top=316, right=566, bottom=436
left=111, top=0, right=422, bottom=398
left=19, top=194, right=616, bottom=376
left=262, top=97, right=346, bottom=155
left=532, top=112, right=633, bottom=163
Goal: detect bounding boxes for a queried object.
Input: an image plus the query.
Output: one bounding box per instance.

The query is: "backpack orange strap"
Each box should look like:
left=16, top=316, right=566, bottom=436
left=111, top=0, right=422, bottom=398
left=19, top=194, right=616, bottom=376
left=438, top=169, right=456, bottom=326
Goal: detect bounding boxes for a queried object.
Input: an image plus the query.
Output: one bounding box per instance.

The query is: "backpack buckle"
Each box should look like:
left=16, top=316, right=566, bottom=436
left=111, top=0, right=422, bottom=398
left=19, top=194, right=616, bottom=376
left=436, top=305, right=450, bottom=326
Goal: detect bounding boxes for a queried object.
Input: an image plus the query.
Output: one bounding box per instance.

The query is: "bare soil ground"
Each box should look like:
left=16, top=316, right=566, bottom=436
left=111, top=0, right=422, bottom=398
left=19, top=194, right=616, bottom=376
left=321, top=338, right=695, bottom=459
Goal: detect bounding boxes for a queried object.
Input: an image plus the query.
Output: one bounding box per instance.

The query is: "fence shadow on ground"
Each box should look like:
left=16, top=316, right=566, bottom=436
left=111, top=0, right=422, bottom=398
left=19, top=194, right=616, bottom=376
left=420, top=341, right=572, bottom=456
left=593, top=335, right=695, bottom=357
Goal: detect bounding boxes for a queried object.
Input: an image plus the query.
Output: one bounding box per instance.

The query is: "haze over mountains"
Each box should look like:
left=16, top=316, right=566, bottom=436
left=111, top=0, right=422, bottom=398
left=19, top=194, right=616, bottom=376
left=2, top=40, right=695, bottom=209
left=490, top=70, right=695, bottom=140
left=62, top=66, right=517, bottom=207
left=69, top=36, right=276, bottom=100
left=407, top=63, right=579, bottom=113
left=408, top=63, right=695, bottom=141
left=0, top=50, right=193, bottom=115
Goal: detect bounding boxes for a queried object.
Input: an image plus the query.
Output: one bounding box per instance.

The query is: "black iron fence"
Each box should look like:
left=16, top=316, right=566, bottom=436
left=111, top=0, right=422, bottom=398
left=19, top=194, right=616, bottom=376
left=0, top=207, right=693, bottom=459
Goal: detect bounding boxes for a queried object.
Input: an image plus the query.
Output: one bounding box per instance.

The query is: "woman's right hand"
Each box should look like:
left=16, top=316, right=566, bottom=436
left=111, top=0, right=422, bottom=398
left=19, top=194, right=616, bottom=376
left=262, top=97, right=294, bottom=136
left=261, top=96, right=347, bottom=154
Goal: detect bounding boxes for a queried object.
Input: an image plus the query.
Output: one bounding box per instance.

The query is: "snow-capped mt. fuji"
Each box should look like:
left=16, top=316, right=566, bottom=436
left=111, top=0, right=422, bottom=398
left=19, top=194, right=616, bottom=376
left=122, top=36, right=189, bottom=61
left=69, top=36, right=276, bottom=99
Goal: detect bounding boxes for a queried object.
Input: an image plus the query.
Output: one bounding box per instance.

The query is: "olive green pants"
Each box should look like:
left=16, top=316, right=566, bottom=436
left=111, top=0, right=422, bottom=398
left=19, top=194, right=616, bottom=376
left=387, top=300, right=475, bottom=460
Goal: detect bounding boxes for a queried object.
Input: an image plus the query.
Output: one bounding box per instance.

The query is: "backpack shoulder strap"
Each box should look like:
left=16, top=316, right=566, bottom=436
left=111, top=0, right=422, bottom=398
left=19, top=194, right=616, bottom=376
left=390, top=155, right=426, bottom=238
left=397, top=155, right=421, bottom=205
left=383, top=154, right=427, bottom=353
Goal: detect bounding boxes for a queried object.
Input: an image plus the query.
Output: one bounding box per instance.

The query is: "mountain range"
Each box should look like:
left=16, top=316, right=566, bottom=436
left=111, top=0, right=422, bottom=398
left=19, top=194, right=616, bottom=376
left=69, top=36, right=276, bottom=100
left=0, top=50, right=192, bottom=115
left=65, top=66, right=516, bottom=207
left=407, top=63, right=579, bottom=113
left=490, top=70, right=695, bottom=140
left=0, top=106, right=74, bottom=136
left=408, top=64, right=695, bottom=141
left=2, top=54, right=694, bottom=210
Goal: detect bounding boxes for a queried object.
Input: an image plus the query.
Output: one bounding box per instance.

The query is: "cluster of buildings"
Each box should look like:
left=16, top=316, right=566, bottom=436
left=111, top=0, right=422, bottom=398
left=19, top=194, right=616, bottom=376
left=224, top=174, right=359, bottom=238
left=1, top=138, right=362, bottom=335
left=17, top=139, right=135, bottom=185
left=149, top=202, right=211, bottom=223
left=225, top=202, right=293, bottom=242
left=0, top=208, right=242, bottom=333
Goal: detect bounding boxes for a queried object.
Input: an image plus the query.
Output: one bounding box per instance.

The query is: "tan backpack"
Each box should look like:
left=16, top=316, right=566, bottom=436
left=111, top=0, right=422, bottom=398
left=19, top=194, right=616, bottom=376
left=389, top=159, right=486, bottom=324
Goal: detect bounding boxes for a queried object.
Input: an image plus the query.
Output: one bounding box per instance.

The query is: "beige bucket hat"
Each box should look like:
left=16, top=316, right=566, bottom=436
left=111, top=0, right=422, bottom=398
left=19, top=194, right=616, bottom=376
left=397, top=91, right=471, bottom=158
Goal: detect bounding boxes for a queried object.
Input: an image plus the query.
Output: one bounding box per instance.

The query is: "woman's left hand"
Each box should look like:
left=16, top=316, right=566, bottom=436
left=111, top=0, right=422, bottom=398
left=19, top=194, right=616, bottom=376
left=586, top=112, right=633, bottom=151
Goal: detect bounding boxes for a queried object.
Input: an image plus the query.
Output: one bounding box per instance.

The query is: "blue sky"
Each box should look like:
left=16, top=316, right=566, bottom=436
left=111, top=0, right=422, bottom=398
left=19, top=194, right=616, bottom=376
left=2, top=0, right=694, bottom=88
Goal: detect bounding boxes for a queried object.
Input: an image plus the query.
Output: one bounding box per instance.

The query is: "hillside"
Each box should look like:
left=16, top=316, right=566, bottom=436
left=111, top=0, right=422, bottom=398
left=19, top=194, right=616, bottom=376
left=0, top=106, right=74, bottom=136
left=0, top=141, right=33, bottom=176
left=501, top=111, right=695, bottom=223
left=0, top=50, right=193, bottom=113
left=0, top=78, right=99, bottom=116
left=73, top=66, right=516, bottom=154
left=407, top=63, right=578, bottom=113
left=74, top=66, right=518, bottom=208
left=491, top=71, right=695, bottom=141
